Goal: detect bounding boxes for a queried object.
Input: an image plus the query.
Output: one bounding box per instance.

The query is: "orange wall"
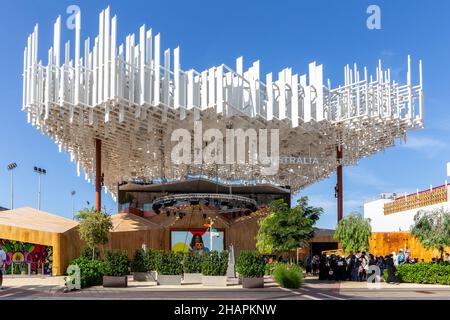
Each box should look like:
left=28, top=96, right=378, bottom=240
left=369, top=232, right=449, bottom=261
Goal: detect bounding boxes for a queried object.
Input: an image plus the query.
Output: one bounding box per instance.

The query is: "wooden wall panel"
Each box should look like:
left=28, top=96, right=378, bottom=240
left=100, top=212, right=262, bottom=257
left=227, top=218, right=260, bottom=252
left=59, top=228, right=82, bottom=274
left=369, top=232, right=450, bottom=261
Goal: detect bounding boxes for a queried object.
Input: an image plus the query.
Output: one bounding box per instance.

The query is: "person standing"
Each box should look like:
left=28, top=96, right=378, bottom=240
left=0, top=245, right=6, bottom=290
left=385, top=254, right=399, bottom=284
left=305, top=255, right=312, bottom=276
left=359, top=252, right=369, bottom=282
left=405, top=247, right=411, bottom=263
left=397, top=249, right=405, bottom=265
left=444, top=252, right=450, bottom=263
left=392, top=251, right=398, bottom=266
left=312, top=255, right=319, bottom=276
left=318, top=254, right=328, bottom=280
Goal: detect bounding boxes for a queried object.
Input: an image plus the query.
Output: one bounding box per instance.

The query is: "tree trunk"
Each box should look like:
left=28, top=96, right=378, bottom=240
left=440, top=246, right=444, bottom=261
left=92, top=246, right=95, bottom=261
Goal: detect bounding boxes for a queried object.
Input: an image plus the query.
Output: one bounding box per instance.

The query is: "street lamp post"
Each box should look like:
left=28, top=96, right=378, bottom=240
left=7, top=163, right=17, bottom=209
left=71, top=191, right=76, bottom=219
left=34, top=167, right=47, bottom=210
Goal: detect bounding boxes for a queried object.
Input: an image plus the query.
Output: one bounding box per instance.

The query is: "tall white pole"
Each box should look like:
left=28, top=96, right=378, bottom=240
left=38, top=174, right=41, bottom=210
left=209, top=218, right=213, bottom=252
left=10, top=170, right=14, bottom=210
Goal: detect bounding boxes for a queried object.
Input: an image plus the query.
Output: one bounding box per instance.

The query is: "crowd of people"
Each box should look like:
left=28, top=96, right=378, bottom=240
left=304, top=248, right=434, bottom=283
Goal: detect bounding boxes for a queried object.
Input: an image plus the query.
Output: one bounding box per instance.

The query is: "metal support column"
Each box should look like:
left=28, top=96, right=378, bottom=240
left=336, top=145, right=343, bottom=223
left=95, top=138, right=102, bottom=212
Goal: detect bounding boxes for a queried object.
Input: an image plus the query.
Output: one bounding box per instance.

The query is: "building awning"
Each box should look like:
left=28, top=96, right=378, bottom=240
left=0, top=207, right=78, bottom=234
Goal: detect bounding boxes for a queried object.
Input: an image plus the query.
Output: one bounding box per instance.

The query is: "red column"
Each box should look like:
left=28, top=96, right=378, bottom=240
left=337, top=146, right=343, bottom=223
left=95, top=138, right=102, bottom=212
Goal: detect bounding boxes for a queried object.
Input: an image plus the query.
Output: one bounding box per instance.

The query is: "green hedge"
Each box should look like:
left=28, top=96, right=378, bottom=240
left=131, top=249, right=147, bottom=273
left=183, top=252, right=203, bottom=273
left=157, top=251, right=184, bottom=275
left=69, top=258, right=105, bottom=288
left=145, top=249, right=164, bottom=271
left=201, top=251, right=229, bottom=276
left=273, top=263, right=303, bottom=289
left=79, top=246, right=100, bottom=260
left=395, top=263, right=450, bottom=285
left=236, top=251, right=265, bottom=278
left=104, top=250, right=129, bottom=277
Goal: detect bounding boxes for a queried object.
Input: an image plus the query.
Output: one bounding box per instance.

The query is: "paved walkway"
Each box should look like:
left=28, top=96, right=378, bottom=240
left=1, top=275, right=449, bottom=300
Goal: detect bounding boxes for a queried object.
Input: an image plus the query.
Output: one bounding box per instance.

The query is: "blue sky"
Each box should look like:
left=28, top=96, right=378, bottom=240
left=0, top=0, right=449, bottom=229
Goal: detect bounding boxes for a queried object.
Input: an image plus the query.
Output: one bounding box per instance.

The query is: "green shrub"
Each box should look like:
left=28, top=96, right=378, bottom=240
left=183, top=252, right=203, bottom=273
left=80, top=246, right=100, bottom=260
left=383, top=269, right=388, bottom=281
left=273, top=263, right=303, bottom=288
left=157, top=251, right=183, bottom=275
left=236, top=251, right=265, bottom=278
left=131, top=249, right=147, bottom=273
left=145, top=249, right=163, bottom=271
left=201, top=251, right=229, bottom=276
left=104, top=250, right=129, bottom=277
left=265, top=262, right=271, bottom=276
left=394, top=262, right=450, bottom=285
left=69, top=258, right=105, bottom=288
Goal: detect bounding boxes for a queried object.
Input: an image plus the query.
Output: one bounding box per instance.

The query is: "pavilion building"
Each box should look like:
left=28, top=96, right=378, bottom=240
left=2, top=6, right=425, bottom=272
left=364, top=184, right=450, bottom=260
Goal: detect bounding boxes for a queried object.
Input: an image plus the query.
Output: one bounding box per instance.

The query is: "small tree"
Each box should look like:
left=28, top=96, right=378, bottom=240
left=411, top=207, right=450, bottom=260
left=334, top=213, right=372, bottom=253
left=75, top=208, right=113, bottom=260
left=256, top=197, right=322, bottom=260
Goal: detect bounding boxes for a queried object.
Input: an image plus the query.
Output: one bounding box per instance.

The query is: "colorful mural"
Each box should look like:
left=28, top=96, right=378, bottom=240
left=171, top=230, right=224, bottom=253
left=0, top=239, right=52, bottom=275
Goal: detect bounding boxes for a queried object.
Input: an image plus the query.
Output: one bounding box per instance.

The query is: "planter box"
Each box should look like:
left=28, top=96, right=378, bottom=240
left=183, top=273, right=202, bottom=284
left=202, top=275, right=227, bottom=287
left=103, top=276, right=128, bottom=288
left=242, top=277, right=264, bottom=288
left=158, top=275, right=182, bottom=286
left=133, top=272, right=157, bottom=282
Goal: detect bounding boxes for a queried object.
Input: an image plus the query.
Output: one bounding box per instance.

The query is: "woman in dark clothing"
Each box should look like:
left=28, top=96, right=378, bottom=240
left=318, top=254, right=328, bottom=280
left=376, top=256, right=386, bottom=276
left=305, top=255, right=312, bottom=275
left=368, top=254, right=376, bottom=266
left=352, top=256, right=361, bottom=281
left=312, top=255, right=319, bottom=276
left=328, top=255, right=337, bottom=281
left=335, top=256, right=346, bottom=281
left=385, top=255, right=398, bottom=283
left=346, top=255, right=355, bottom=281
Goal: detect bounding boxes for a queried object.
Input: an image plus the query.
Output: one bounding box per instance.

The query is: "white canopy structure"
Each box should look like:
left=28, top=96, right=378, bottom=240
left=22, top=7, right=424, bottom=198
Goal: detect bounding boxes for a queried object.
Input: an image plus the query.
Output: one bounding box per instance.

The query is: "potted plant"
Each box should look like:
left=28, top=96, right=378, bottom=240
left=201, top=251, right=229, bottom=287
left=145, top=249, right=163, bottom=282
left=103, top=250, right=129, bottom=287
left=183, top=252, right=203, bottom=284
left=236, top=251, right=266, bottom=288
left=157, top=251, right=183, bottom=285
left=131, top=248, right=152, bottom=281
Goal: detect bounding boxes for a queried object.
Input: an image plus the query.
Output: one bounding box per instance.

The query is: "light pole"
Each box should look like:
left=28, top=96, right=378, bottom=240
left=71, top=191, right=76, bottom=219
left=34, top=167, right=47, bottom=210
left=7, top=163, right=17, bottom=209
